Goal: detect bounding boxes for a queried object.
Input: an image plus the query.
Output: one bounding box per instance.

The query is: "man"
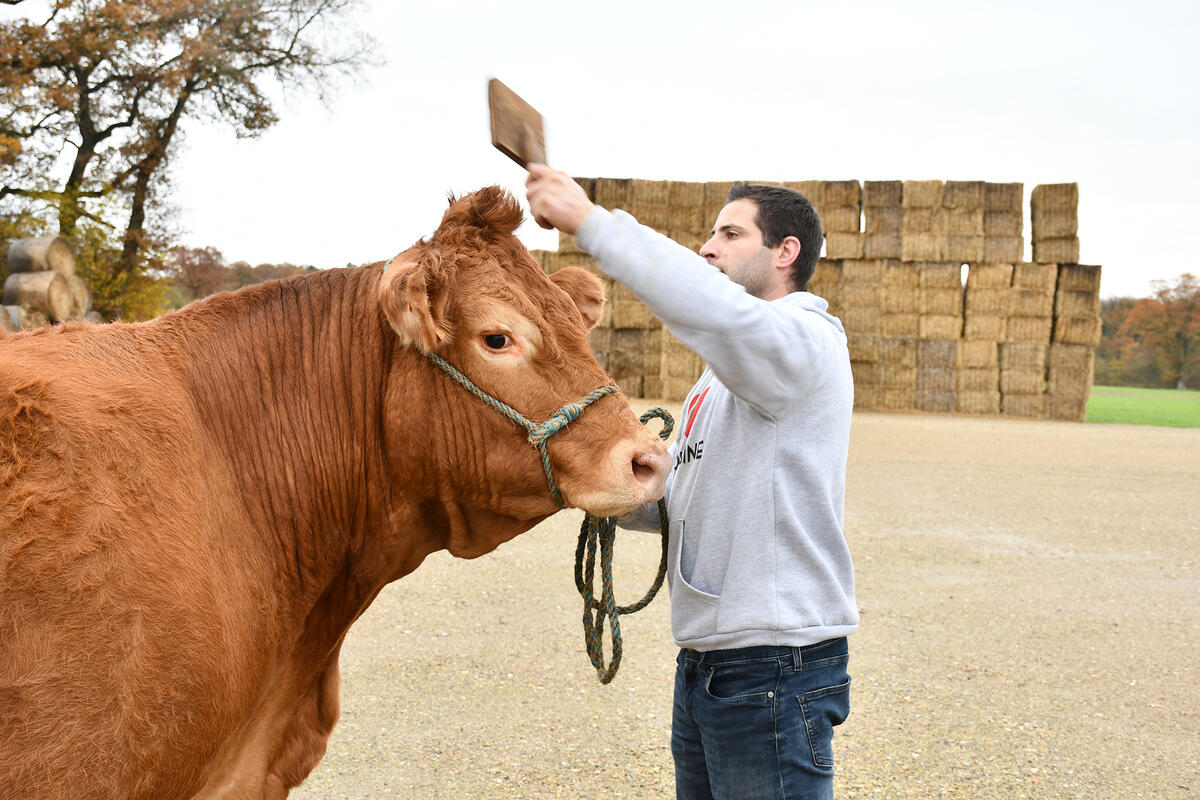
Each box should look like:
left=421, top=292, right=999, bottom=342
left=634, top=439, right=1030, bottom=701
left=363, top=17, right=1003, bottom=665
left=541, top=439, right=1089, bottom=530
left=526, top=165, right=857, bottom=800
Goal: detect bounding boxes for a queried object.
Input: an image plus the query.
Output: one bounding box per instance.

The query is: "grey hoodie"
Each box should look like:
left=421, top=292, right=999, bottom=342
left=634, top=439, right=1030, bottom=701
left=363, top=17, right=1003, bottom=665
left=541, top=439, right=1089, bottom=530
left=576, top=207, right=858, bottom=651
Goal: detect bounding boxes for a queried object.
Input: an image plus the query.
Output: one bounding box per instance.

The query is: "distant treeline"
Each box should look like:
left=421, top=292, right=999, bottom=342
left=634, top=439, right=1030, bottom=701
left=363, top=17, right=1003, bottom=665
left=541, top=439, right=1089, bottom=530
left=1096, top=274, right=1198, bottom=390
left=165, top=246, right=319, bottom=308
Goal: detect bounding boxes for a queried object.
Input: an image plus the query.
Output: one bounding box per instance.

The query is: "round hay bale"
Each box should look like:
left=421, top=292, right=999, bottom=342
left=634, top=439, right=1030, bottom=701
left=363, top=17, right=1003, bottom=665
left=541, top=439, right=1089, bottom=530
left=6, top=236, right=75, bottom=277
left=0, top=304, right=17, bottom=332
left=85, top=310, right=105, bottom=324
left=18, top=305, right=50, bottom=329
left=4, top=271, right=71, bottom=320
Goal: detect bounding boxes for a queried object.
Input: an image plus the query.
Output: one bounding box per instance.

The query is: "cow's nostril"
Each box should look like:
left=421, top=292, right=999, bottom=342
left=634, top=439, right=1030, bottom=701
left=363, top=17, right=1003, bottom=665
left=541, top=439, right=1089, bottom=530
left=632, top=459, right=656, bottom=483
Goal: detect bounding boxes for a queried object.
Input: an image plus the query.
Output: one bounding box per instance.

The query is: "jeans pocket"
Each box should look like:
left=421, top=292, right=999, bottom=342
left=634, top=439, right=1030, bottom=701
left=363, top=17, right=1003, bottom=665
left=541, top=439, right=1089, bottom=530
left=796, top=678, right=851, bottom=768
left=703, top=659, right=777, bottom=704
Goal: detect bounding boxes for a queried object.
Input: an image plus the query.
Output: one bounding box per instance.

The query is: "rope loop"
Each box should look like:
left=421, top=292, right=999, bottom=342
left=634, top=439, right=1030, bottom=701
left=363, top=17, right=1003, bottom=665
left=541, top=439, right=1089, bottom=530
left=575, top=406, right=673, bottom=684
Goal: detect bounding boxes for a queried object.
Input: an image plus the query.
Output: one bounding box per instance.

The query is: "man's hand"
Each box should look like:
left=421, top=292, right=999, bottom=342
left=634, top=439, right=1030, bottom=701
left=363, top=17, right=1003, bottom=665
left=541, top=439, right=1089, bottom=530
left=525, top=163, right=596, bottom=235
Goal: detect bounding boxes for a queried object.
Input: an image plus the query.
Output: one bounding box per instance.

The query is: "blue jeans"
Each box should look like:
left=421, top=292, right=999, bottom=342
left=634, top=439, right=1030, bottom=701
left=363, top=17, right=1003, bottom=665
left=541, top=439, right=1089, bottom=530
left=672, top=639, right=851, bottom=800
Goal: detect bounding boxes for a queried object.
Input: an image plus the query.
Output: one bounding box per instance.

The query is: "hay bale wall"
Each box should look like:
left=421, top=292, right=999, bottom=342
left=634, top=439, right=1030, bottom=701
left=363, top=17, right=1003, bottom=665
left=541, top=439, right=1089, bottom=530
left=532, top=178, right=1099, bottom=422
left=3, top=237, right=90, bottom=330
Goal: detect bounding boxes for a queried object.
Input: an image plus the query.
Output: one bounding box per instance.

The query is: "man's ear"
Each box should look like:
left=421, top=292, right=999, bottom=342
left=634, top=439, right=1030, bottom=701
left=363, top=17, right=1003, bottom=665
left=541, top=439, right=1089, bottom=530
left=378, top=245, right=451, bottom=352
left=776, top=235, right=802, bottom=270
left=550, top=266, right=605, bottom=330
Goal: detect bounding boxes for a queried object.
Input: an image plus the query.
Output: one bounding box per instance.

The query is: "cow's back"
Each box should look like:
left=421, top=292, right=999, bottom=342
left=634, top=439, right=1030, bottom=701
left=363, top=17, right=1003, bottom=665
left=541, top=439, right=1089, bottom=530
left=0, top=325, right=279, bottom=797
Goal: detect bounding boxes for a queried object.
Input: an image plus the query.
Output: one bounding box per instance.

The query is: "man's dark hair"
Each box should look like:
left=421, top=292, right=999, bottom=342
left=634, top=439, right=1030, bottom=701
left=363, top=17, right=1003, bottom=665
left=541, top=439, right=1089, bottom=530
left=726, top=183, right=824, bottom=292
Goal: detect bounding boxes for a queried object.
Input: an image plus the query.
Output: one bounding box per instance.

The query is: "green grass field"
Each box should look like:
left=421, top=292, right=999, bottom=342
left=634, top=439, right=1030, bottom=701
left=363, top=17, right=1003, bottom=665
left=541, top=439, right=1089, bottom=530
left=1086, top=385, right=1200, bottom=428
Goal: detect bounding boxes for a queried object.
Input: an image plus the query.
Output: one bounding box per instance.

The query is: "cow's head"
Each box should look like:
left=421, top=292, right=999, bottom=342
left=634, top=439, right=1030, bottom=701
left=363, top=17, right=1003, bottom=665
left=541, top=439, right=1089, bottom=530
left=378, top=187, right=670, bottom=555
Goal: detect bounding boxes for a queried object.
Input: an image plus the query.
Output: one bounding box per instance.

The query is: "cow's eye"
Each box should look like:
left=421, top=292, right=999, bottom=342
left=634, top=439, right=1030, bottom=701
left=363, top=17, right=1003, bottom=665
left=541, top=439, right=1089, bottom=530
left=483, top=333, right=509, bottom=350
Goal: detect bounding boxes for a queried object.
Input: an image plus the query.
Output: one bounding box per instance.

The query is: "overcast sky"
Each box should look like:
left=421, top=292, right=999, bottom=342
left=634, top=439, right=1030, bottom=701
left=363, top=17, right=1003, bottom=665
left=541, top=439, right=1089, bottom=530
left=165, top=0, right=1199, bottom=300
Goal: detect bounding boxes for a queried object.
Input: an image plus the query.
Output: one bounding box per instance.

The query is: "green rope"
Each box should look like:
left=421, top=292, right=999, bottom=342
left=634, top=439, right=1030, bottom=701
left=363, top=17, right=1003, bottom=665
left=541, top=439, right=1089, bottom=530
left=575, top=407, right=673, bottom=684
left=424, top=352, right=618, bottom=508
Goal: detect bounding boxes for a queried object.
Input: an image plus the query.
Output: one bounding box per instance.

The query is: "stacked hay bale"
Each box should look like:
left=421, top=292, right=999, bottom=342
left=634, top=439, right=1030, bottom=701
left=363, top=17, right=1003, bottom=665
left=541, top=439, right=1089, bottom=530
left=1049, top=263, right=1102, bottom=420
left=917, top=338, right=957, bottom=412
left=840, top=258, right=885, bottom=408
left=955, top=339, right=1001, bottom=414
left=879, top=260, right=920, bottom=411
left=917, top=262, right=963, bottom=412
left=817, top=181, right=863, bottom=260
left=962, top=263, right=1013, bottom=413
left=1031, top=183, right=1079, bottom=264
left=863, top=181, right=902, bottom=259
left=901, top=181, right=946, bottom=261
left=944, top=181, right=985, bottom=263
left=3, top=236, right=90, bottom=330
left=984, top=182, right=1024, bottom=263
left=999, top=340, right=1047, bottom=418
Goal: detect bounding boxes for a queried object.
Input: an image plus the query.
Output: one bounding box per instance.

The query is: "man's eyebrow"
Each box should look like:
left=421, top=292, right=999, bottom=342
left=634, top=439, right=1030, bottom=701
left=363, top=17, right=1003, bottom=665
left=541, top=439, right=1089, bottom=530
left=710, top=222, right=748, bottom=236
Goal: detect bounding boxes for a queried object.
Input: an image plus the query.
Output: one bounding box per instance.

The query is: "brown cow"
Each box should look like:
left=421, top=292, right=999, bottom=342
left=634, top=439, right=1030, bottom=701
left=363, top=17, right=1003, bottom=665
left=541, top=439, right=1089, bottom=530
left=0, top=187, right=670, bottom=798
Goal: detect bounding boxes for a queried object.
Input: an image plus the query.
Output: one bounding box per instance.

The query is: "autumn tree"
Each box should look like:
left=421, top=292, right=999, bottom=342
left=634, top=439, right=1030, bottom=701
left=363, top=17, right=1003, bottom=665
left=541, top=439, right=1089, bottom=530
left=0, top=0, right=374, bottom=318
left=1119, top=273, right=1200, bottom=390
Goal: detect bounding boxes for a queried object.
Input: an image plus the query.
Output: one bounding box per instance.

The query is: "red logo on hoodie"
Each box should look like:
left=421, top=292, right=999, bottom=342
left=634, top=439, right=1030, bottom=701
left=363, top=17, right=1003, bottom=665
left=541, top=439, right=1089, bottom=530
left=684, top=386, right=710, bottom=438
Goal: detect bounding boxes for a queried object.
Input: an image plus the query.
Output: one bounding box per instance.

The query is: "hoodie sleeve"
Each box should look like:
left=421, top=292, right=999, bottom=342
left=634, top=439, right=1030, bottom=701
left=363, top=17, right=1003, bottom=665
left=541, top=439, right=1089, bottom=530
left=576, top=207, right=844, bottom=419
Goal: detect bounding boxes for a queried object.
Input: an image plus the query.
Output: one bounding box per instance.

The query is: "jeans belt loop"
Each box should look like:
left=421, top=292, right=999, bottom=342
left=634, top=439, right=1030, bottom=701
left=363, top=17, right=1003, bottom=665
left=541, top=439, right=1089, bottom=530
left=791, top=646, right=803, bottom=671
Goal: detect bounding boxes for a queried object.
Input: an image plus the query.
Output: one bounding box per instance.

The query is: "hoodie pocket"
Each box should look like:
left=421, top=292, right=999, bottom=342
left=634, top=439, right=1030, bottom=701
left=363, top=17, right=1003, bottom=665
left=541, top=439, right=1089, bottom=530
left=668, top=520, right=720, bottom=642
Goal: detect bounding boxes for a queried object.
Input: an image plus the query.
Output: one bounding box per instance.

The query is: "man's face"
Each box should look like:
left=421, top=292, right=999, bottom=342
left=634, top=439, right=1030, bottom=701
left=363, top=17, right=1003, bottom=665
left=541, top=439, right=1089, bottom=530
left=699, top=198, right=776, bottom=299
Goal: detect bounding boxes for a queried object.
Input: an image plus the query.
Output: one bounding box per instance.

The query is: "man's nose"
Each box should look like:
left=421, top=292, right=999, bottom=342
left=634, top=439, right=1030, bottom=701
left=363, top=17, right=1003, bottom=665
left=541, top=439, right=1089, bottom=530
left=699, top=237, right=718, bottom=260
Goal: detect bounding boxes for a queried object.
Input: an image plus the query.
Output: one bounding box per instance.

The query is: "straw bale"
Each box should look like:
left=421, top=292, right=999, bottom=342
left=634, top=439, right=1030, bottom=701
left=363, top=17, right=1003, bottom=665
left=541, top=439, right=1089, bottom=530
left=630, top=178, right=671, bottom=207
left=1000, top=342, right=1048, bottom=370
left=611, top=282, right=638, bottom=304
left=611, top=299, right=660, bottom=330
left=1004, top=315, right=1052, bottom=344
left=1031, top=183, right=1078, bottom=213
left=956, top=390, right=1001, bottom=415
left=865, top=206, right=902, bottom=235
left=984, top=236, right=1024, bottom=263
left=618, top=376, right=644, bottom=397
left=946, top=235, right=984, bottom=263
left=1032, top=236, right=1079, bottom=264
left=947, top=207, right=984, bottom=235
left=965, top=262, right=1013, bottom=289
left=1054, top=315, right=1102, bottom=346
left=863, top=180, right=902, bottom=208
left=1001, top=367, right=1045, bottom=395
left=574, top=178, right=597, bottom=201
left=642, top=377, right=663, bottom=400
left=595, top=178, right=632, bottom=211
left=1011, top=288, right=1054, bottom=317
left=916, top=389, right=956, bottom=413
left=1046, top=394, right=1087, bottom=422
left=880, top=387, right=916, bottom=411
left=1049, top=342, right=1095, bottom=377
left=919, top=314, right=963, bottom=339
left=882, top=261, right=919, bottom=287
left=842, top=306, right=882, bottom=334
left=843, top=259, right=886, bottom=285
left=703, top=181, right=737, bottom=221
left=812, top=259, right=844, bottom=286
left=865, top=232, right=902, bottom=259
left=826, top=233, right=864, bottom=260
left=901, top=232, right=946, bottom=262
left=965, top=287, right=1014, bottom=315
left=957, top=367, right=999, bottom=392
left=919, top=338, right=958, bottom=368
left=878, top=336, right=918, bottom=367
left=1001, top=393, right=1045, bottom=418
left=918, top=262, right=963, bottom=288
left=901, top=207, right=946, bottom=234
left=587, top=327, right=612, bottom=370
left=666, top=350, right=704, bottom=380
left=784, top=181, right=823, bottom=205
left=984, top=210, right=1022, bottom=238
left=822, top=206, right=862, bottom=233
left=943, top=181, right=985, bottom=209
left=957, top=340, right=998, bottom=369
left=1047, top=371, right=1092, bottom=400
left=984, top=182, right=1023, bottom=211
left=848, top=334, right=880, bottom=364
left=609, top=329, right=645, bottom=376
left=663, top=377, right=695, bottom=401
left=902, top=180, right=944, bottom=208
left=882, top=286, right=919, bottom=314
left=853, top=385, right=880, bottom=410
left=669, top=181, right=707, bottom=208
left=1012, top=262, right=1058, bottom=291
left=964, top=314, right=1007, bottom=341
left=851, top=360, right=880, bottom=388
left=842, top=283, right=882, bottom=312
left=1057, top=263, right=1102, bottom=293
left=882, top=313, right=920, bottom=337
left=920, top=287, right=963, bottom=316
left=1031, top=209, right=1078, bottom=239
left=1055, top=289, right=1101, bottom=317
left=821, top=180, right=861, bottom=208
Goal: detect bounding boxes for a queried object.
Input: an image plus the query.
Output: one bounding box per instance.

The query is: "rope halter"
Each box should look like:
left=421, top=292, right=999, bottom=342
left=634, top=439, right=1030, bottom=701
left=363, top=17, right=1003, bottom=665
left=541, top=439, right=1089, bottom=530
left=423, top=351, right=618, bottom=509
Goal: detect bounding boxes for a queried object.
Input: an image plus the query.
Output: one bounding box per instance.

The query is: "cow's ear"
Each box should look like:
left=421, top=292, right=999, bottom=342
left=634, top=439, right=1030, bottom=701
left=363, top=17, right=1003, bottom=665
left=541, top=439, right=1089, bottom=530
left=378, top=245, right=451, bottom=352
left=550, top=266, right=606, bottom=331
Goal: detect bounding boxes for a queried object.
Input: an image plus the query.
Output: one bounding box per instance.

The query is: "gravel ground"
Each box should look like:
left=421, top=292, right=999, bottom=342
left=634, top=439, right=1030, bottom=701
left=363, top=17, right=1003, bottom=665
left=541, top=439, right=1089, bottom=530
left=294, top=405, right=1200, bottom=799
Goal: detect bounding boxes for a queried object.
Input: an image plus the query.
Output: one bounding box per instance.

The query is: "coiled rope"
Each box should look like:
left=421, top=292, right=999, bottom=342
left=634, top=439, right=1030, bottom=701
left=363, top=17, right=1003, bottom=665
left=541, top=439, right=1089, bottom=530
left=575, top=407, right=673, bottom=684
